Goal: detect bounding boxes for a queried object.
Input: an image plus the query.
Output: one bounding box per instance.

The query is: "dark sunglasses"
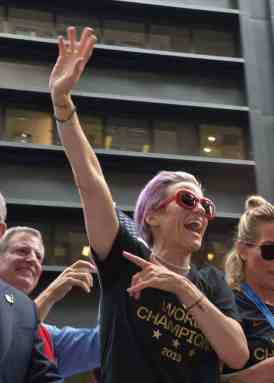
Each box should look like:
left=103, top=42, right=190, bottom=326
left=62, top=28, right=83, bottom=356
left=245, top=242, right=274, bottom=261
left=157, top=189, right=216, bottom=220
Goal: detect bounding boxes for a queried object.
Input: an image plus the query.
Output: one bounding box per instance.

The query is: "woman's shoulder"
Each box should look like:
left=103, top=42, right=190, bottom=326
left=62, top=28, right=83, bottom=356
left=191, top=265, right=234, bottom=301
left=192, top=264, right=226, bottom=285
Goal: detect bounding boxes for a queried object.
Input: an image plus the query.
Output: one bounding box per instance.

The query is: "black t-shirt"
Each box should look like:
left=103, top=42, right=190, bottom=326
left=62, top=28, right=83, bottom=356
left=95, top=224, right=240, bottom=383
left=233, top=289, right=274, bottom=367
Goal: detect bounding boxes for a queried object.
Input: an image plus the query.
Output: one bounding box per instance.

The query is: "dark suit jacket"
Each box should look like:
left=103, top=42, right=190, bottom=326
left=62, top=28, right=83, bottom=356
left=0, top=279, right=63, bottom=383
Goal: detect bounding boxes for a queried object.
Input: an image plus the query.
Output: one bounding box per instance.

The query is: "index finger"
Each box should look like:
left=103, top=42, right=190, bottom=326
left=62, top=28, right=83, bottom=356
left=71, top=260, right=96, bottom=272
left=123, top=251, right=151, bottom=269
left=78, top=27, right=95, bottom=57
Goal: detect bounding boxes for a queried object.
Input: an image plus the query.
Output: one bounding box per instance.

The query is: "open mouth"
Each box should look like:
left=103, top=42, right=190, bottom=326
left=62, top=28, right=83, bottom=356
left=184, top=221, right=203, bottom=234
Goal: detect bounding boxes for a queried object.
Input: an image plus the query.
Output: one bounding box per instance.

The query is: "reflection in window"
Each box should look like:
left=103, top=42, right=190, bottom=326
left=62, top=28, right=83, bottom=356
left=148, top=24, right=192, bottom=52
left=1, top=5, right=240, bottom=57
left=0, top=6, right=4, bottom=33
left=56, top=14, right=101, bottom=41
left=82, top=115, right=104, bottom=148
left=5, top=108, right=53, bottom=145
left=199, top=124, right=246, bottom=159
left=7, top=8, right=55, bottom=38
left=1, top=105, right=248, bottom=160
left=152, top=120, right=179, bottom=155
left=195, top=232, right=232, bottom=269
left=102, top=19, right=145, bottom=48
left=152, top=120, right=199, bottom=156
left=192, top=28, right=236, bottom=56
left=52, top=226, right=87, bottom=266
left=105, top=117, right=150, bottom=152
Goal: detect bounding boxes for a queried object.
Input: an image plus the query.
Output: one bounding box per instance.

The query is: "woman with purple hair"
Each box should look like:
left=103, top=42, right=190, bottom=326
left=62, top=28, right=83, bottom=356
left=49, top=26, right=249, bottom=383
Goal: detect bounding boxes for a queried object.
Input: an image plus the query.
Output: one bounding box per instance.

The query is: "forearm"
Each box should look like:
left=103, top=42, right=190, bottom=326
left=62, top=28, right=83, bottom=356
left=175, top=282, right=249, bottom=369
left=229, top=357, right=274, bottom=383
left=54, top=101, right=106, bottom=190
left=35, top=288, right=56, bottom=321
left=54, top=102, right=119, bottom=258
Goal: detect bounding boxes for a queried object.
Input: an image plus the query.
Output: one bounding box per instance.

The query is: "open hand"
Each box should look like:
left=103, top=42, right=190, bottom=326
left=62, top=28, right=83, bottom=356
left=49, top=26, right=97, bottom=105
left=45, top=259, right=96, bottom=303
left=123, top=251, right=180, bottom=299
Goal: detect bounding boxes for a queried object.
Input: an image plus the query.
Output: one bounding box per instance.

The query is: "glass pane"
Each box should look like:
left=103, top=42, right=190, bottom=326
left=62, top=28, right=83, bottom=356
left=0, top=5, right=4, bottom=33
left=199, top=124, right=246, bottom=159
left=51, top=225, right=87, bottom=266
left=152, top=120, right=198, bottom=155
left=103, top=19, right=145, bottom=48
left=82, top=115, right=104, bottom=148
left=56, top=13, right=101, bottom=41
left=192, top=27, right=236, bottom=56
left=152, top=120, right=179, bottom=154
left=7, top=8, right=55, bottom=38
left=5, top=108, right=53, bottom=145
left=105, top=116, right=150, bottom=152
left=197, top=231, right=233, bottom=269
left=148, top=24, right=192, bottom=52
left=152, top=120, right=199, bottom=156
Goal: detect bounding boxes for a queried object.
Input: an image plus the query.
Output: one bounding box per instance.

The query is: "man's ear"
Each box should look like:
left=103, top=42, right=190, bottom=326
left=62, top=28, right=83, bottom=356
left=236, top=240, right=248, bottom=262
left=0, top=223, right=7, bottom=239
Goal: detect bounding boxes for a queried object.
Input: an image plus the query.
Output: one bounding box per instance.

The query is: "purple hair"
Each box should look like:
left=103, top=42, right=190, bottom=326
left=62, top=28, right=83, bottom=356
left=134, top=171, right=200, bottom=247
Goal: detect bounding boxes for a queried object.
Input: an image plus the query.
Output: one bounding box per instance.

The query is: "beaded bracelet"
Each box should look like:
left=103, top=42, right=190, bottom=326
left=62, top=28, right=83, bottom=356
left=54, top=106, right=77, bottom=123
left=185, top=294, right=205, bottom=312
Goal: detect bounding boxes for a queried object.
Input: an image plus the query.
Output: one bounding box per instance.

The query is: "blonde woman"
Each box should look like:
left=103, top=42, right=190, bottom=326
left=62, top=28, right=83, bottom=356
left=223, top=195, right=274, bottom=383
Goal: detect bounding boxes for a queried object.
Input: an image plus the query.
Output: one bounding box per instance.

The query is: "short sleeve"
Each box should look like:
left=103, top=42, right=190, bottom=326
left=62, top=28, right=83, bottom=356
left=199, top=267, right=241, bottom=321
left=93, top=222, right=150, bottom=288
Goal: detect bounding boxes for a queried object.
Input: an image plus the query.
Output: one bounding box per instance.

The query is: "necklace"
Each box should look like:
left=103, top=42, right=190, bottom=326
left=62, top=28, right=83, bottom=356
left=153, top=255, right=191, bottom=274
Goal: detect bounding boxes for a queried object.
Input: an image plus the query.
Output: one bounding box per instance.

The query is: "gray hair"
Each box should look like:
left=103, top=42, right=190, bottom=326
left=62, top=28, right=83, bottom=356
left=0, top=226, right=44, bottom=257
left=0, top=192, right=7, bottom=223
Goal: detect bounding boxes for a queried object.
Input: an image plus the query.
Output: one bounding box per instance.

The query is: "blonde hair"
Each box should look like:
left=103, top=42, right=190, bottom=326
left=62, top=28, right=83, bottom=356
left=225, top=195, right=274, bottom=289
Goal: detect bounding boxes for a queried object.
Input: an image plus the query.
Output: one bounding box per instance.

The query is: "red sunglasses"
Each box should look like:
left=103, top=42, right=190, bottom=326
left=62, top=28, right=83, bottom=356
left=157, top=189, right=216, bottom=220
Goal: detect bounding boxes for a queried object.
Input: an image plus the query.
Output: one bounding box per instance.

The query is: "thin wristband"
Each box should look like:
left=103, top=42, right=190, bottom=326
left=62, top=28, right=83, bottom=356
left=53, top=103, right=71, bottom=108
left=186, top=294, right=205, bottom=312
left=54, top=106, right=77, bottom=123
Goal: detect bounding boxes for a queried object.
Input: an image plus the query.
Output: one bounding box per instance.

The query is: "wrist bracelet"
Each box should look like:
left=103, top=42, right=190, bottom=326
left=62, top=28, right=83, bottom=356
left=54, top=106, right=77, bottom=123
left=186, top=294, right=205, bottom=312
left=54, top=103, right=71, bottom=109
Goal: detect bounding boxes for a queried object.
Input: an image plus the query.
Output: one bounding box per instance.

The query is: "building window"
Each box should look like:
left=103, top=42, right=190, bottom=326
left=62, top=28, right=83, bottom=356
left=102, top=18, right=146, bottom=48
left=104, top=116, right=150, bottom=152
left=7, top=8, right=55, bottom=38
left=199, top=124, right=246, bottom=159
left=56, top=13, right=101, bottom=41
left=4, top=108, right=54, bottom=145
left=148, top=24, right=192, bottom=52
left=192, top=27, right=237, bottom=57
left=52, top=225, right=87, bottom=266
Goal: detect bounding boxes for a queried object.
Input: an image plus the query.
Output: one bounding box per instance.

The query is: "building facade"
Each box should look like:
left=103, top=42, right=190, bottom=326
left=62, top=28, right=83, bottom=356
left=0, top=0, right=273, bottom=381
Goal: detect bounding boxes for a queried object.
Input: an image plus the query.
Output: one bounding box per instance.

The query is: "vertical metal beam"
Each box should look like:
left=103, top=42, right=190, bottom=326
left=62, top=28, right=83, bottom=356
left=239, top=0, right=274, bottom=203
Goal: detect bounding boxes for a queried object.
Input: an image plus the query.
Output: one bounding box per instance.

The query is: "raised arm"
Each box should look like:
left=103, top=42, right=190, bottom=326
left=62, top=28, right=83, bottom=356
left=49, top=26, right=119, bottom=259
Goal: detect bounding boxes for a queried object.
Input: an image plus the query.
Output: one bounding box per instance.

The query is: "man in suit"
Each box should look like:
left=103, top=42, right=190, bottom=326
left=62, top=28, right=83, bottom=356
left=0, top=278, right=63, bottom=383
left=0, top=195, right=63, bottom=382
